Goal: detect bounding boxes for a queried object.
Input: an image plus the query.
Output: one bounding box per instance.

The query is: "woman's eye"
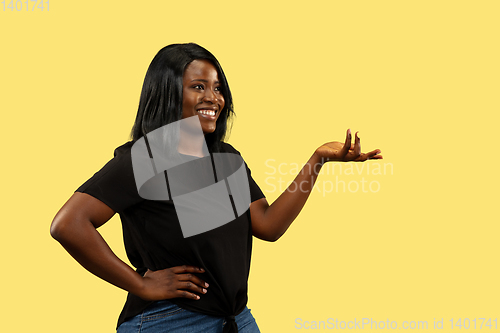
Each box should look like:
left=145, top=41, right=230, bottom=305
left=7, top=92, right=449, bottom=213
left=215, top=86, right=221, bottom=92
left=193, top=84, right=204, bottom=90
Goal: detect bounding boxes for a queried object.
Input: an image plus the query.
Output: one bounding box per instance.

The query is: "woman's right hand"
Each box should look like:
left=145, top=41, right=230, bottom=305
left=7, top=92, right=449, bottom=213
left=139, top=265, right=209, bottom=301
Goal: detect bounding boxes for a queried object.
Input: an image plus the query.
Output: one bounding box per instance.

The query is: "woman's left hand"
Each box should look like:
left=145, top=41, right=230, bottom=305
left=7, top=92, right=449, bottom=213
left=314, top=129, right=383, bottom=163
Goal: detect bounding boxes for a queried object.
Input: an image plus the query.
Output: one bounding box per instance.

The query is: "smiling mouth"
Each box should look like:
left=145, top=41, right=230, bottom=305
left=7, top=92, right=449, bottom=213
left=197, top=109, right=217, bottom=118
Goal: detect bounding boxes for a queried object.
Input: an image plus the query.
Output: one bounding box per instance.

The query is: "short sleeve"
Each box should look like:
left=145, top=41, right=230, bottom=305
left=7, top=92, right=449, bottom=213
left=244, top=162, right=265, bottom=203
left=221, top=142, right=265, bottom=203
left=75, top=142, right=144, bottom=213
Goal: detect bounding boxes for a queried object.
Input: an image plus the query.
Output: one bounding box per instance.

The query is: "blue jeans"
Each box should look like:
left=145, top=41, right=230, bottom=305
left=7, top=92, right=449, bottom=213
left=116, top=300, right=261, bottom=333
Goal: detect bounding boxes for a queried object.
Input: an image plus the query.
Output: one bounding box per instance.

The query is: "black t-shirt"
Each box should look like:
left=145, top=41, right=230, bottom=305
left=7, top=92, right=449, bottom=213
left=75, top=141, right=265, bottom=329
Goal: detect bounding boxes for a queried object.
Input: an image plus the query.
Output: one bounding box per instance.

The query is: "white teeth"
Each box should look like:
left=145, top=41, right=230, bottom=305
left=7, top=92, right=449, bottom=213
left=197, top=110, right=216, bottom=116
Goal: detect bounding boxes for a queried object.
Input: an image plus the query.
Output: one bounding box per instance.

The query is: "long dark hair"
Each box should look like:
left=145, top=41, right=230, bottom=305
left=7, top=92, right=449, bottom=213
left=130, top=43, right=234, bottom=152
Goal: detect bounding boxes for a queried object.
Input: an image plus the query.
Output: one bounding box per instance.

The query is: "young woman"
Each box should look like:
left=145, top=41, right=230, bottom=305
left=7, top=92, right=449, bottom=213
left=51, top=43, right=382, bottom=333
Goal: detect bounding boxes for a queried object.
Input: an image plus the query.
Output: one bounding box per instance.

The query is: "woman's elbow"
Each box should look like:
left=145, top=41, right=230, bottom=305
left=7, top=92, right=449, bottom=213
left=267, top=232, right=283, bottom=242
left=50, top=215, right=69, bottom=242
left=253, top=229, right=282, bottom=242
left=263, top=235, right=280, bottom=242
left=50, top=209, right=79, bottom=243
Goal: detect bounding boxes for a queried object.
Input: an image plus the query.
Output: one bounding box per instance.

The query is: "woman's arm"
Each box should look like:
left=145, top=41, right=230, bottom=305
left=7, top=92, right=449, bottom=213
left=50, top=192, right=209, bottom=300
left=250, top=129, right=382, bottom=242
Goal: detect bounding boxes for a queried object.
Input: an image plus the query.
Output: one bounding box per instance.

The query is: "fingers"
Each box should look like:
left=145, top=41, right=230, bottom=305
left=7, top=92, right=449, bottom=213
left=142, top=265, right=209, bottom=301
left=169, top=265, right=208, bottom=300
left=175, top=289, right=203, bottom=300
left=366, top=149, right=382, bottom=159
left=177, top=280, right=208, bottom=299
left=174, top=266, right=208, bottom=300
left=353, top=131, right=361, bottom=157
left=343, top=130, right=361, bottom=161
left=178, top=272, right=209, bottom=288
left=340, top=129, right=352, bottom=159
left=354, top=149, right=382, bottom=161
left=326, top=130, right=381, bottom=162
left=172, top=266, right=208, bottom=300
left=171, top=265, right=205, bottom=274
left=370, top=152, right=383, bottom=159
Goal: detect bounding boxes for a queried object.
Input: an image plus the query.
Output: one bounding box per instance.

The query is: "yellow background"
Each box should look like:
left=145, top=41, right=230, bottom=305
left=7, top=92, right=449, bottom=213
left=1, top=0, right=498, bottom=331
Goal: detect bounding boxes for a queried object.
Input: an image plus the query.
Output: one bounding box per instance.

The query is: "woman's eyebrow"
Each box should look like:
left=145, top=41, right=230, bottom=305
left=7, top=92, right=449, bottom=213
left=190, top=79, right=220, bottom=84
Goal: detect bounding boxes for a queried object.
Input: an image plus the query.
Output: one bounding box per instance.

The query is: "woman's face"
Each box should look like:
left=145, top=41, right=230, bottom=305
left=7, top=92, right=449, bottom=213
left=182, top=59, right=225, bottom=134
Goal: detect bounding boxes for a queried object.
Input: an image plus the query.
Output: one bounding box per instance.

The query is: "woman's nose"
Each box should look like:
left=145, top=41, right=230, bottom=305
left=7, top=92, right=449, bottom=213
left=202, top=89, right=217, bottom=103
